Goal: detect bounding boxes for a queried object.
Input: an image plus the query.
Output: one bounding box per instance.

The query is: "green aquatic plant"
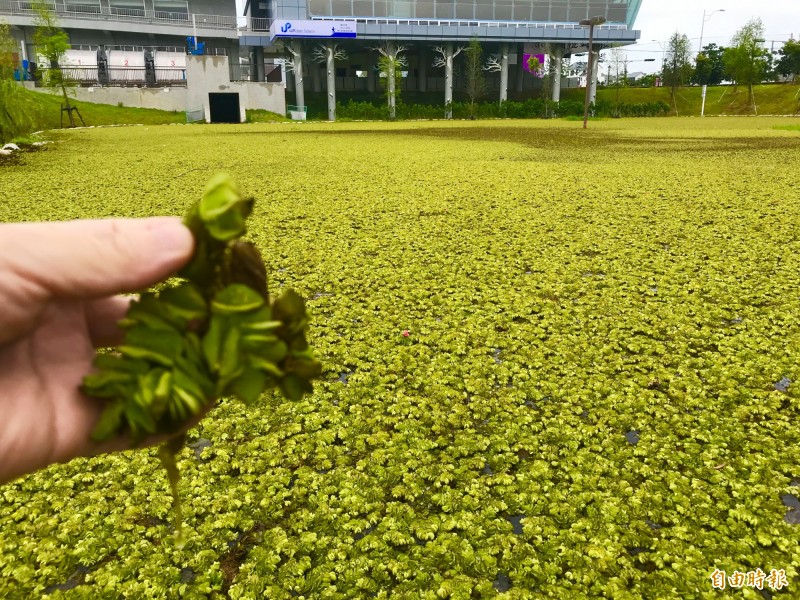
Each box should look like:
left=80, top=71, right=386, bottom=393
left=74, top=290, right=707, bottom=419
left=82, top=174, right=321, bottom=540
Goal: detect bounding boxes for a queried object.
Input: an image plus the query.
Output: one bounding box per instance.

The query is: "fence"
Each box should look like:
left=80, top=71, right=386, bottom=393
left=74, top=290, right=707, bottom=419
left=32, top=66, right=187, bottom=87
left=0, top=1, right=238, bottom=30
left=229, top=63, right=283, bottom=83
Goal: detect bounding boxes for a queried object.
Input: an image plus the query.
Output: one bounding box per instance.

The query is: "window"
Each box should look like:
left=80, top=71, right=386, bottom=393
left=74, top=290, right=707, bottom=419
left=154, top=0, right=189, bottom=21
left=109, top=0, right=145, bottom=17
left=65, top=0, right=101, bottom=15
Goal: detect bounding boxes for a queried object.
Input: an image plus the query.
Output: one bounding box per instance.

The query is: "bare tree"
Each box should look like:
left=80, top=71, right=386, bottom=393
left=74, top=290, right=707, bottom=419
left=432, top=43, right=465, bottom=118
left=283, top=40, right=305, bottom=113
left=312, top=43, right=347, bottom=121
left=374, top=42, right=406, bottom=119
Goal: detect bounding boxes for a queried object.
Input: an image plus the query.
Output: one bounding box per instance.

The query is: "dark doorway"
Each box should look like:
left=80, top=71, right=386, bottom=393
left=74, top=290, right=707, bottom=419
left=208, top=93, right=241, bottom=123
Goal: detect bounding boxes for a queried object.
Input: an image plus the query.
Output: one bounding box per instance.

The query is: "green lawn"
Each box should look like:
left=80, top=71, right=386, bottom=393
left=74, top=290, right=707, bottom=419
left=1, top=117, right=800, bottom=598
left=16, top=86, right=186, bottom=134
left=562, top=83, right=800, bottom=117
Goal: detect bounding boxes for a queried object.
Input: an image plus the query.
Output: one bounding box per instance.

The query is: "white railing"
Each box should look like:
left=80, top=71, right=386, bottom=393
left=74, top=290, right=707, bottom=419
left=309, top=16, right=628, bottom=30
left=0, top=1, right=238, bottom=29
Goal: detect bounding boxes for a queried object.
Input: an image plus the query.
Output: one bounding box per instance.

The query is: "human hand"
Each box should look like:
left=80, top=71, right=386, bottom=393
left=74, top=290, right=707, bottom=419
left=0, top=217, right=194, bottom=484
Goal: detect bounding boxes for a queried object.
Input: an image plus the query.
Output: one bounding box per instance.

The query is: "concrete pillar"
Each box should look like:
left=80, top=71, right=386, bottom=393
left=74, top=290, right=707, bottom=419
left=253, top=46, right=265, bottom=82
left=499, top=42, right=508, bottom=103
left=418, top=45, right=426, bottom=92
left=551, top=44, right=563, bottom=102
left=516, top=44, right=524, bottom=92
left=325, top=42, right=336, bottom=121
left=589, top=50, right=598, bottom=105
left=312, top=61, right=322, bottom=92
left=291, top=40, right=305, bottom=110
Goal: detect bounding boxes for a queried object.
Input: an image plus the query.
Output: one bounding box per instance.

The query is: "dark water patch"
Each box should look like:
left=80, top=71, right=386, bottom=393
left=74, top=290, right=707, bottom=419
left=625, top=430, right=640, bottom=446
left=354, top=525, right=376, bottom=541
left=774, top=377, right=791, bottom=393
left=785, top=509, right=800, bottom=525
left=133, top=515, right=168, bottom=528
left=626, top=547, right=651, bottom=556
left=188, top=438, right=213, bottom=462
left=338, top=370, right=353, bottom=384
left=493, top=572, right=511, bottom=592
left=181, top=568, right=196, bottom=584
left=781, top=494, right=800, bottom=510
left=43, top=566, right=91, bottom=594
left=507, top=514, right=524, bottom=535
left=645, top=519, right=664, bottom=530
left=524, top=400, right=538, bottom=410
left=482, top=462, right=494, bottom=476
left=492, top=349, right=502, bottom=364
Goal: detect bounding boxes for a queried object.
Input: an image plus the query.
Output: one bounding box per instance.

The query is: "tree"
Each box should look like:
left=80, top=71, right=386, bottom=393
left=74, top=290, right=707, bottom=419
left=661, top=32, right=693, bottom=115
left=432, top=44, right=465, bottom=119
left=608, top=48, right=627, bottom=117
left=282, top=41, right=305, bottom=115
left=692, top=44, right=726, bottom=85
left=312, top=43, right=347, bottom=121
left=775, top=39, right=800, bottom=83
left=375, top=42, right=406, bottom=120
left=723, top=19, right=770, bottom=113
left=0, top=21, right=33, bottom=141
left=463, top=37, right=486, bottom=117
left=32, top=1, right=80, bottom=127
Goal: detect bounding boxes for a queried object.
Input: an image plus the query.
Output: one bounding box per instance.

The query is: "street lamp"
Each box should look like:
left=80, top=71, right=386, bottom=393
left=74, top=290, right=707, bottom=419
left=651, top=39, right=666, bottom=75
left=699, top=9, right=725, bottom=54
left=580, top=15, right=606, bottom=129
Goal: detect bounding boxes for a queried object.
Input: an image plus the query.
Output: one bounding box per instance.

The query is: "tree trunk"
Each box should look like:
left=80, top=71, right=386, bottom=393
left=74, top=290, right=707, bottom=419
left=388, top=49, right=396, bottom=120
left=326, top=43, right=336, bottom=121
left=292, top=41, right=305, bottom=111
left=444, top=43, right=453, bottom=119
left=499, top=43, right=508, bottom=105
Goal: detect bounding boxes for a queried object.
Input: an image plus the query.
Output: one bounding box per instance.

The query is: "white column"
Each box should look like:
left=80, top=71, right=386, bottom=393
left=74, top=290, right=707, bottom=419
left=589, top=51, right=598, bottom=105
left=499, top=42, right=508, bottom=104
left=326, top=42, right=336, bottom=121
left=292, top=40, right=305, bottom=110
left=551, top=44, right=562, bottom=102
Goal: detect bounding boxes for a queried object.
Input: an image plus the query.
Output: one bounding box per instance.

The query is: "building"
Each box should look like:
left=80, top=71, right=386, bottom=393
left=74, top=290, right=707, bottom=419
left=2, top=1, right=286, bottom=118
left=3, top=1, right=644, bottom=119
left=242, top=0, right=643, bottom=116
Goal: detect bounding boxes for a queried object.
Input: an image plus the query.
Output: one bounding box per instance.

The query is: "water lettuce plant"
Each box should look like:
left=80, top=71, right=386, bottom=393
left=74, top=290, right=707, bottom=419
left=0, top=118, right=798, bottom=598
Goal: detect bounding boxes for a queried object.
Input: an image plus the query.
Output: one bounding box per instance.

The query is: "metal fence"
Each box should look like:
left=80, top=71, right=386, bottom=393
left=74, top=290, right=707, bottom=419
left=229, top=63, right=283, bottom=83
left=32, top=66, right=188, bottom=87
left=0, top=1, right=238, bottom=29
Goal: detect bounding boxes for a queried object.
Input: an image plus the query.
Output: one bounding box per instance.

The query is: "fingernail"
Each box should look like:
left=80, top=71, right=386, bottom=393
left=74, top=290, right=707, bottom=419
left=147, top=217, right=194, bottom=258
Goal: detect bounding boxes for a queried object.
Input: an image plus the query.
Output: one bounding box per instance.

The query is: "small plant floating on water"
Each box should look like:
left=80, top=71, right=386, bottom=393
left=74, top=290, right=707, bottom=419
left=81, top=174, right=322, bottom=544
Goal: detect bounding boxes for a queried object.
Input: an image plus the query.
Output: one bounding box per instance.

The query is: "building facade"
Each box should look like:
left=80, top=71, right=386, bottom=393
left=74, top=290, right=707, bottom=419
left=242, top=0, right=643, bottom=115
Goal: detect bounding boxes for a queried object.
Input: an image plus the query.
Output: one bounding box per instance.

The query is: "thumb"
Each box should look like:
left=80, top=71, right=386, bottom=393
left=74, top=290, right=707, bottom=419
left=0, top=217, right=194, bottom=299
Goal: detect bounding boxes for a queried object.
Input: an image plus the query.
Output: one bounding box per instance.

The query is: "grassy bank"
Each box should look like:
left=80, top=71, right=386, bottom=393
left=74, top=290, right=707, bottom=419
left=562, top=83, right=800, bottom=117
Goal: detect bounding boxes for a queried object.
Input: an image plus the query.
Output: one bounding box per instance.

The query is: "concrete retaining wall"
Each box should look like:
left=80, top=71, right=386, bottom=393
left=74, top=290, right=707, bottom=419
left=24, top=56, right=286, bottom=121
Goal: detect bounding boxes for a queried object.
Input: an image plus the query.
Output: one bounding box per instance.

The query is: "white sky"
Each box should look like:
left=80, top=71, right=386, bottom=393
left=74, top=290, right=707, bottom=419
left=626, top=0, right=798, bottom=73
left=235, top=0, right=798, bottom=74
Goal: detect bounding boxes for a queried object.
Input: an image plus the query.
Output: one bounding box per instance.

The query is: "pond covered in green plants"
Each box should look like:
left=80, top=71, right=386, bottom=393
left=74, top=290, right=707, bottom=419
left=1, top=118, right=800, bottom=598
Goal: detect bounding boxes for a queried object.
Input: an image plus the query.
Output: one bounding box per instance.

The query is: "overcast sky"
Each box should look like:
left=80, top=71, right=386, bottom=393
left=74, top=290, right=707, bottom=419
left=619, top=0, right=797, bottom=73
left=235, top=0, right=797, bottom=73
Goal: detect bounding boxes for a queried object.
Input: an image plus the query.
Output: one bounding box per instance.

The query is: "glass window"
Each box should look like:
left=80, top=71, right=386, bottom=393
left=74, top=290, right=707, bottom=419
left=392, top=0, right=414, bottom=17
left=455, top=0, right=474, bottom=20
left=154, top=0, right=189, bottom=20
left=352, top=0, right=373, bottom=16
left=374, top=0, right=390, bottom=16
left=531, top=3, right=548, bottom=20
left=308, top=0, right=332, bottom=15
left=568, top=1, right=589, bottom=21
left=475, top=0, right=493, bottom=19
left=65, top=0, right=100, bottom=14
left=493, top=0, right=512, bottom=20
left=109, top=0, right=145, bottom=17
left=549, top=1, right=567, bottom=21
left=416, top=1, right=435, bottom=17
left=435, top=0, right=454, bottom=19
left=331, top=0, right=352, bottom=15
left=513, top=0, right=532, bottom=21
